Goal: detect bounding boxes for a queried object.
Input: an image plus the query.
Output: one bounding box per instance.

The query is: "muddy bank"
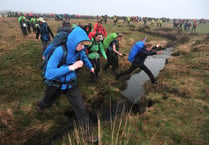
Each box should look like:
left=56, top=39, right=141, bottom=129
left=137, top=26, right=192, bottom=45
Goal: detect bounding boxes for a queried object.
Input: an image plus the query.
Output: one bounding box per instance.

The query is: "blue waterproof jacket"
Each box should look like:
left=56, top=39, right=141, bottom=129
left=45, top=27, right=93, bottom=90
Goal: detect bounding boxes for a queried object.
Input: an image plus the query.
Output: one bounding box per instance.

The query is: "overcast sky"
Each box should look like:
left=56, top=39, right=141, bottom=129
left=1, top=0, right=209, bottom=19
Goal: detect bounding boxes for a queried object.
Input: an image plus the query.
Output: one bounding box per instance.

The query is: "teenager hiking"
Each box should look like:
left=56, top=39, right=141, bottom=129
left=37, top=27, right=97, bottom=142
left=18, top=15, right=27, bottom=37
left=116, top=40, right=162, bottom=84
left=93, top=21, right=107, bottom=38
left=86, top=32, right=107, bottom=83
left=191, top=20, right=198, bottom=32
left=82, top=23, right=92, bottom=35
left=103, top=33, right=123, bottom=73
left=113, top=15, right=118, bottom=25
left=57, top=21, right=72, bottom=33
left=41, top=25, right=72, bottom=75
left=26, top=18, right=31, bottom=34
left=103, top=32, right=119, bottom=50
left=36, top=17, right=54, bottom=52
left=30, top=17, right=39, bottom=33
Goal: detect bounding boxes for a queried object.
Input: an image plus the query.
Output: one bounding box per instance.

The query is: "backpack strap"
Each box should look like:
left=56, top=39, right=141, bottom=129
left=59, top=44, right=67, bottom=67
left=87, top=39, right=101, bottom=54
left=41, top=23, right=47, bottom=33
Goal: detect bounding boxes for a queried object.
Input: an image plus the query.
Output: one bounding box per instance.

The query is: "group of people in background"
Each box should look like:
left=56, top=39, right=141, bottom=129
left=173, top=19, right=198, bottom=31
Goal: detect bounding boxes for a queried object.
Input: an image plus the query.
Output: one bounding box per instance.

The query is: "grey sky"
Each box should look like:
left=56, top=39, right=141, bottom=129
left=1, top=0, right=209, bottom=19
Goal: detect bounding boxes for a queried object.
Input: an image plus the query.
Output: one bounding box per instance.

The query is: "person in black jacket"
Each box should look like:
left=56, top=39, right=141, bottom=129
left=36, top=17, right=54, bottom=51
left=57, top=21, right=72, bottom=33
left=103, top=33, right=123, bottom=73
left=116, top=43, right=162, bottom=84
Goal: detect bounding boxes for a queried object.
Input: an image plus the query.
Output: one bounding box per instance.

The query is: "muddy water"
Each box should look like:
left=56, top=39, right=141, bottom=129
left=121, top=47, right=173, bottom=103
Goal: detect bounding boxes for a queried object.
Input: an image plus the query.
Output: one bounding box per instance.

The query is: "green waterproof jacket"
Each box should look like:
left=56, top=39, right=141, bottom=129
left=18, top=16, right=26, bottom=23
left=88, top=38, right=107, bottom=60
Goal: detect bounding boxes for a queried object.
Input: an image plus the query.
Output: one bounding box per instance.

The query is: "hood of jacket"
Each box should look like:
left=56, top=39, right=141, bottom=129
left=66, top=26, right=90, bottom=63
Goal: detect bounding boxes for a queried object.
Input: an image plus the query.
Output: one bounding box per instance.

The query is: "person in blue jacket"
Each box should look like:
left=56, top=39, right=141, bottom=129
left=36, top=17, right=54, bottom=52
left=37, top=27, right=94, bottom=130
left=116, top=40, right=162, bottom=84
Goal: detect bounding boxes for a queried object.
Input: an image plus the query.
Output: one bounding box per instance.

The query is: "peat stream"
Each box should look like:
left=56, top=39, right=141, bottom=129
left=121, top=47, right=173, bottom=103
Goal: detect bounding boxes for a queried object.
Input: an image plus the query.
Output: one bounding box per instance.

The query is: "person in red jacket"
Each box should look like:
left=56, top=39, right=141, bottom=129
left=93, top=21, right=107, bottom=38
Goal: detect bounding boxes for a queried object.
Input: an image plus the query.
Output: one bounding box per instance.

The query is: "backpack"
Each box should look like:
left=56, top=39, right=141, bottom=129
left=103, top=33, right=117, bottom=50
left=128, top=41, right=145, bottom=62
left=41, top=23, right=50, bottom=41
left=42, top=31, right=70, bottom=77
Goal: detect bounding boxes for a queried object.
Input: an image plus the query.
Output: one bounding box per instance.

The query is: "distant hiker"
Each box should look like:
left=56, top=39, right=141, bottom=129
left=86, top=32, right=107, bottom=83
left=116, top=40, right=162, bottom=84
left=104, top=15, right=108, bottom=24
left=127, top=16, right=131, bottom=25
left=57, top=21, right=72, bottom=33
left=103, top=33, right=123, bottom=73
left=30, top=17, right=39, bottom=33
left=93, top=21, right=107, bottom=38
left=18, top=15, right=27, bottom=37
left=37, top=27, right=96, bottom=141
left=151, top=19, right=155, bottom=25
left=80, top=23, right=92, bottom=35
left=113, top=15, right=118, bottom=25
left=42, top=24, right=72, bottom=63
left=26, top=19, right=31, bottom=34
left=84, top=23, right=93, bottom=35
left=36, top=17, right=54, bottom=51
left=178, top=20, right=184, bottom=31
left=143, top=17, right=147, bottom=26
left=191, top=20, right=198, bottom=32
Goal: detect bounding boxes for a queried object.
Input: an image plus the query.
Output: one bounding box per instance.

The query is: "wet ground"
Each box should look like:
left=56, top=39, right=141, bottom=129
left=121, top=47, right=173, bottom=103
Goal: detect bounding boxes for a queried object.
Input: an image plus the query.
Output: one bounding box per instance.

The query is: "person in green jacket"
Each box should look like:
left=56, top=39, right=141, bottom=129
left=87, top=32, right=107, bottom=83
left=18, top=15, right=27, bottom=37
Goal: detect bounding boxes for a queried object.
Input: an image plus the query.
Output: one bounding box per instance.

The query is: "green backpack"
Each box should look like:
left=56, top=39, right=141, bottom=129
left=103, top=33, right=118, bottom=50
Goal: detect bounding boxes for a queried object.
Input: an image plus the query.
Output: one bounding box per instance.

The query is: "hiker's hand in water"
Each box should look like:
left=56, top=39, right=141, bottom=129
left=91, top=68, right=95, bottom=73
left=157, top=51, right=163, bottom=55
left=69, top=60, right=83, bottom=71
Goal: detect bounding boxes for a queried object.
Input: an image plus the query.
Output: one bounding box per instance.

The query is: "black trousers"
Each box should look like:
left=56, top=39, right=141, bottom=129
left=38, top=86, right=89, bottom=126
left=103, top=50, right=118, bottom=71
left=42, top=41, right=51, bottom=52
left=90, top=58, right=100, bottom=80
left=117, top=63, right=156, bottom=83
left=21, top=26, right=27, bottom=37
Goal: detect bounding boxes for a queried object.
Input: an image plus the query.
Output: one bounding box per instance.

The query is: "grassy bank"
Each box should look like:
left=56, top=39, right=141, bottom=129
left=0, top=17, right=208, bottom=145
